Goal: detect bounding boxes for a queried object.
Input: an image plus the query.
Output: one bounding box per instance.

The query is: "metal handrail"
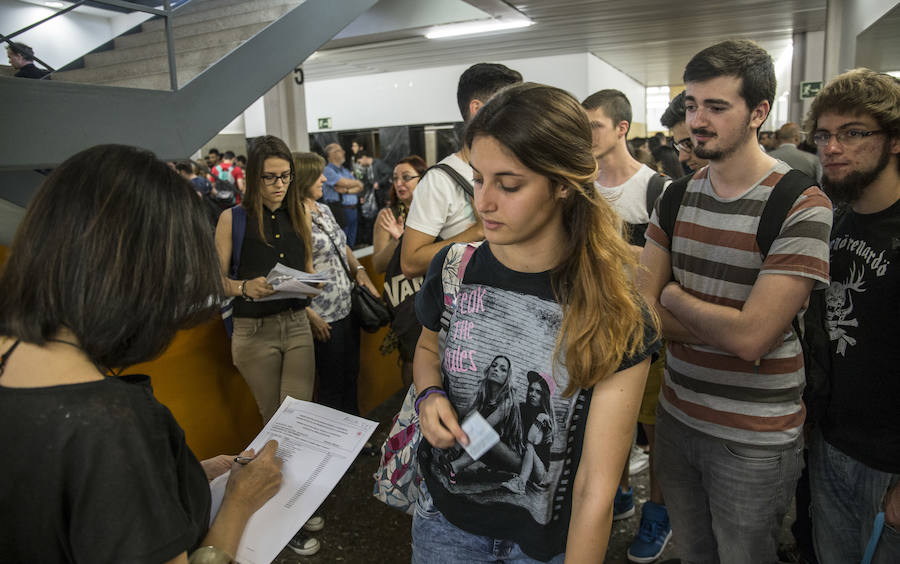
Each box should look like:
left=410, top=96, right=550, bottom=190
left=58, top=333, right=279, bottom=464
left=2, top=0, right=190, bottom=89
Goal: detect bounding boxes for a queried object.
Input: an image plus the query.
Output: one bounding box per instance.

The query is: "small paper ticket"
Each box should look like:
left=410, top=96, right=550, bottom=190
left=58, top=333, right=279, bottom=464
left=460, top=411, right=500, bottom=461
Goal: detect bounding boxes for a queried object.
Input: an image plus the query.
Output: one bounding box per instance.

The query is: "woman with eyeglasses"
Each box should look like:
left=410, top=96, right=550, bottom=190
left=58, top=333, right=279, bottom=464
left=372, top=155, right=427, bottom=388
left=214, top=136, right=316, bottom=426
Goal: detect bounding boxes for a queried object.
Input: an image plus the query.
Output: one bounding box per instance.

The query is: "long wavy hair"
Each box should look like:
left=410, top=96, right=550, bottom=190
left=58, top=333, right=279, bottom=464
left=244, top=136, right=310, bottom=258
left=465, top=82, right=658, bottom=395
left=472, top=355, right=523, bottom=450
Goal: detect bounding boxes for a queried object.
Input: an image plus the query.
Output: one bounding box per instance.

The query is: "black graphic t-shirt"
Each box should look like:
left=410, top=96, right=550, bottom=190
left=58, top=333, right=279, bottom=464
left=416, top=242, right=659, bottom=561
left=822, top=198, right=900, bottom=473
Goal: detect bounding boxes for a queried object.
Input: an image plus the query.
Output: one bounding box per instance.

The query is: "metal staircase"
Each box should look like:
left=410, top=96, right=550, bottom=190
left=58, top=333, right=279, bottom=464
left=0, top=0, right=376, bottom=243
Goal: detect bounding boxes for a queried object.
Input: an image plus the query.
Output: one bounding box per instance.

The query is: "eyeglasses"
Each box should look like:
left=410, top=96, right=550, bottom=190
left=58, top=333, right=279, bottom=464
left=392, top=174, right=420, bottom=184
left=811, top=129, right=884, bottom=147
left=260, top=172, right=293, bottom=185
left=673, top=138, right=693, bottom=153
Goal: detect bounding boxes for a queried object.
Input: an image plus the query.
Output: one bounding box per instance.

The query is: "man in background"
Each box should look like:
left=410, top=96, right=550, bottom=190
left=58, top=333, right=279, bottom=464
left=769, top=121, right=821, bottom=179
left=6, top=42, right=49, bottom=79
left=401, top=62, right=522, bottom=278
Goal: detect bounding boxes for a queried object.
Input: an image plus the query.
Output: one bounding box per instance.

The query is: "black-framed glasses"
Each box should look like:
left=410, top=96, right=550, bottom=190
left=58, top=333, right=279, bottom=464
left=260, top=172, right=293, bottom=185
left=811, top=129, right=884, bottom=147
left=392, top=174, right=420, bottom=183
left=672, top=138, right=693, bottom=153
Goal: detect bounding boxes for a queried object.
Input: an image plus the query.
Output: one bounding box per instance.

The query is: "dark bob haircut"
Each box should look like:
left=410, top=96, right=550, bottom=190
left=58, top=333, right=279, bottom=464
left=0, top=144, right=222, bottom=370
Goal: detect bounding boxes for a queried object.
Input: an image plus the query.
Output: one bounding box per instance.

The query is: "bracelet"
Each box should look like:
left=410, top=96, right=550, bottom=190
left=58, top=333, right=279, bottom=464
left=414, top=385, right=447, bottom=415
left=240, top=280, right=253, bottom=302
left=356, top=265, right=366, bottom=272
left=189, top=546, right=234, bottom=564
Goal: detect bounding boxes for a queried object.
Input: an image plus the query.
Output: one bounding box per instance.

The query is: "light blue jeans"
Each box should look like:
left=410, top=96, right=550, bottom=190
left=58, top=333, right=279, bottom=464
left=411, top=489, right=565, bottom=564
left=809, top=429, right=900, bottom=564
left=654, top=408, right=803, bottom=564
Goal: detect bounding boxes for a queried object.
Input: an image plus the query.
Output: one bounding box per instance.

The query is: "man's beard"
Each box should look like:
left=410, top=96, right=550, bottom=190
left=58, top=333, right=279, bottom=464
left=821, top=143, right=891, bottom=205
left=692, top=116, right=753, bottom=161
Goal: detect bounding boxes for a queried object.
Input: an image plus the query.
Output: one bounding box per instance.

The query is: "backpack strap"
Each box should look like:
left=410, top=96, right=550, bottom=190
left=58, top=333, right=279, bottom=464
left=426, top=163, right=474, bottom=200
left=756, top=169, right=817, bottom=258
left=657, top=172, right=695, bottom=246
left=645, top=173, right=668, bottom=216
left=229, top=205, right=247, bottom=279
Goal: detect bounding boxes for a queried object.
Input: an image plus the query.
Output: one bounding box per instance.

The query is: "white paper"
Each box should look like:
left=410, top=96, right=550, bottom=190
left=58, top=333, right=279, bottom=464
left=460, top=411, right=500, bottom=461
left=254, top=263, right=331, bottom=301
left=208, top=397, right=377, bottom=564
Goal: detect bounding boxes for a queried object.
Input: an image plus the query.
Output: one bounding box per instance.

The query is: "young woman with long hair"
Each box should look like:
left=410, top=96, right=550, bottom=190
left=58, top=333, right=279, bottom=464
left=413, top=82, right=660, bottom=562
left=372, top=154, right=428, bottom=387
left=294, top=152, right=379, bottom=415
left=0, top=144, right=282, bottom=563
left=214, top=136, right=316, bottom=426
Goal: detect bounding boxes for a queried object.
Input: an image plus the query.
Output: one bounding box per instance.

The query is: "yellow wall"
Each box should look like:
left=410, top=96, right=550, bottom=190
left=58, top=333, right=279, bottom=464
left=0, top=244, right=404, bottom=460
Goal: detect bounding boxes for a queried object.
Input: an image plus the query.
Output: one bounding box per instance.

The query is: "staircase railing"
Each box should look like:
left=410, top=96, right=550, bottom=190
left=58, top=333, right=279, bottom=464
left=0, top=0, right=376, bottom=171
left=2, top=0, right=191, bottom=88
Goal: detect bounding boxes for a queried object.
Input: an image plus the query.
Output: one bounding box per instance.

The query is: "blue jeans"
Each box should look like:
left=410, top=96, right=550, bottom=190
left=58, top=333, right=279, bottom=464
left=654, top=408, right=803, bottom=564
left=342, top=206, right=358, bottom=247
left=411, top=490, right=564, bottom=564
left=809, top=429, right=900, bottom=564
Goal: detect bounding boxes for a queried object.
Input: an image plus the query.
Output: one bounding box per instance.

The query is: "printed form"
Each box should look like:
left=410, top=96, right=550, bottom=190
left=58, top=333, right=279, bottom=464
left=208, top=397, right=377, bottom=564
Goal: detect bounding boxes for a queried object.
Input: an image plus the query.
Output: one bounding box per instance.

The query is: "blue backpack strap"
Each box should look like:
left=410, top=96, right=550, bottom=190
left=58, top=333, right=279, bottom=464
left=229, top=205, right=246, bottom=279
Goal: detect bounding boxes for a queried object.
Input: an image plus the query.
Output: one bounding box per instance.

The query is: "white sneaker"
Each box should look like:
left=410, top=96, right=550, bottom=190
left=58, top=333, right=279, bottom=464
left=628, top=444, right=649, bottom=475
left=302, top=514, right=325, bottom=532
left=288, top=532, right=321, bottom=556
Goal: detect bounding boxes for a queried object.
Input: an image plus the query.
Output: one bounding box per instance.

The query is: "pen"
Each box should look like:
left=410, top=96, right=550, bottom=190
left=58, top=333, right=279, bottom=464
left=233, top=456, right=255, bottom=465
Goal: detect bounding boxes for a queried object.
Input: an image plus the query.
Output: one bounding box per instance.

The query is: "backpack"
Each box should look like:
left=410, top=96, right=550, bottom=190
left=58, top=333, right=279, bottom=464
left=627, top=172, right=669, bottom=246
left=220, top=205, right=247, bottom=338
left=423, top=163, right=474, bottom=200
left=657, top=169, right=832, bottom=424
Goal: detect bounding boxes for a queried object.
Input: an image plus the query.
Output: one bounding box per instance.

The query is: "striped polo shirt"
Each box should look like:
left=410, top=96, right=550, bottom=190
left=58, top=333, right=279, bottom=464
left=645, top=162, right=832, bottom=446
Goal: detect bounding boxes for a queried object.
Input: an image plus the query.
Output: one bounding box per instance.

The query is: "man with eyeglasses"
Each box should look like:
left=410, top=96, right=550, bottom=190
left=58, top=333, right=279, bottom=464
left=660, top=91, right=709, bottom=174
left=803, top=68, right=900, bottom=564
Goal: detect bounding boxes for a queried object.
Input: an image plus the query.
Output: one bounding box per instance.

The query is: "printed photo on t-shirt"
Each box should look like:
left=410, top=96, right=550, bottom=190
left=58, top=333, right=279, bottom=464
left=427, top=282, right=578, bottom=525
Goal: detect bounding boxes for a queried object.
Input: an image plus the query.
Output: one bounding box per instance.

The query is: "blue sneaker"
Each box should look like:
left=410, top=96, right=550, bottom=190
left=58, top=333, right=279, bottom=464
left=613, top=486, right=635, bottom=520
left=627, top=501, right=672, bottom=563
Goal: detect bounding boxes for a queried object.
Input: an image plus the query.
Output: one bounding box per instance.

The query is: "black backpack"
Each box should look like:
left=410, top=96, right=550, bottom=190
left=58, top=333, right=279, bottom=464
left=657, top=169, right=833, bottom=424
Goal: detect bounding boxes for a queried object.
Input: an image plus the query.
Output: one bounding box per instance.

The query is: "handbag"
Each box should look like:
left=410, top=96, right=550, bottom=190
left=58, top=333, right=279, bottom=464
left=371, top=242, right=479, bottom=513
left=314, top=215, right=391, bottom=333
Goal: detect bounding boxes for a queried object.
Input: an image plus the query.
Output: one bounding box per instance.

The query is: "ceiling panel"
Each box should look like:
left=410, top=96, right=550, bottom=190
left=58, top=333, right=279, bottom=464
left=304, top=0, right=827, bottom=85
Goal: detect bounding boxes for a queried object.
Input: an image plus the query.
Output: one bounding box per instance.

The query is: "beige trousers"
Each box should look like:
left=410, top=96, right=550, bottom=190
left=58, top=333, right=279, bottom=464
left=231, top=308, right=315, bottom=424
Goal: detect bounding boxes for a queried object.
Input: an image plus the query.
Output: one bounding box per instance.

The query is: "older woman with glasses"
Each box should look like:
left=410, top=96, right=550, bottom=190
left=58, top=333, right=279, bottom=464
left=372, top=155, right=427, bottom=388
left=214, top=135, right=316, bottom=426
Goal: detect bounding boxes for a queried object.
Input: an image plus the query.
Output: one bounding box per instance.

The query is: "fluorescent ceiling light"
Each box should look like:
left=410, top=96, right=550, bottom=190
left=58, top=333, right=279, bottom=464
left=887, top=70, right=900, bottom=78
left=45, top=1, right=65, bottom=7
left=426, top=18, right=533, bottom=39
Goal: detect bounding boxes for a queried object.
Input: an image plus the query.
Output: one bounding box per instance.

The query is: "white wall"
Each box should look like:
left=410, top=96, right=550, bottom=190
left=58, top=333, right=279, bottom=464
left=304, top=52, right=646, bottom=133
left=586, top=53, right=646, bottom=125
left=0, top=1, right=150, bottom=70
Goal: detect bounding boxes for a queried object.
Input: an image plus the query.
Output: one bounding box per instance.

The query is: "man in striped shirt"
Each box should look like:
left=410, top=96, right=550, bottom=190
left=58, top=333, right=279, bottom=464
left=639, top=40, right=833, bottom=564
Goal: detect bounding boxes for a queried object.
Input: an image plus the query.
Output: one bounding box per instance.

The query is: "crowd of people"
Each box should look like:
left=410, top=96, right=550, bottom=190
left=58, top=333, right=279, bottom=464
left=1, top=37, right=898, bottom=564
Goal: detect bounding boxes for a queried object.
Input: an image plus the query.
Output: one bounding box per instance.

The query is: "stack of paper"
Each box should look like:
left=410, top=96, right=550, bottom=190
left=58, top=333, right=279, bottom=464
left=255, top=263, right=331, bottom=301
left=208, top=398, right=378, bottom=564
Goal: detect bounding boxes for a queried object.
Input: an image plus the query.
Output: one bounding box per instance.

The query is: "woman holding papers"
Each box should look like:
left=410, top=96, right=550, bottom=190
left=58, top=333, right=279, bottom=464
left=295, top=152, right=379, bottom=416
left=215, top=136, right=316, bottom=425
left=412, top=84, right=660, bottom=562
left=0, top=144, right=282, bottom=564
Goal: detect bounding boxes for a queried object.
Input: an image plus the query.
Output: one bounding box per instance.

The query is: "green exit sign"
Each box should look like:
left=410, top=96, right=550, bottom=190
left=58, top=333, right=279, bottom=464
left=317, top=117, right=332, bottom=129
left=800, top=81, right=822, bottom=99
